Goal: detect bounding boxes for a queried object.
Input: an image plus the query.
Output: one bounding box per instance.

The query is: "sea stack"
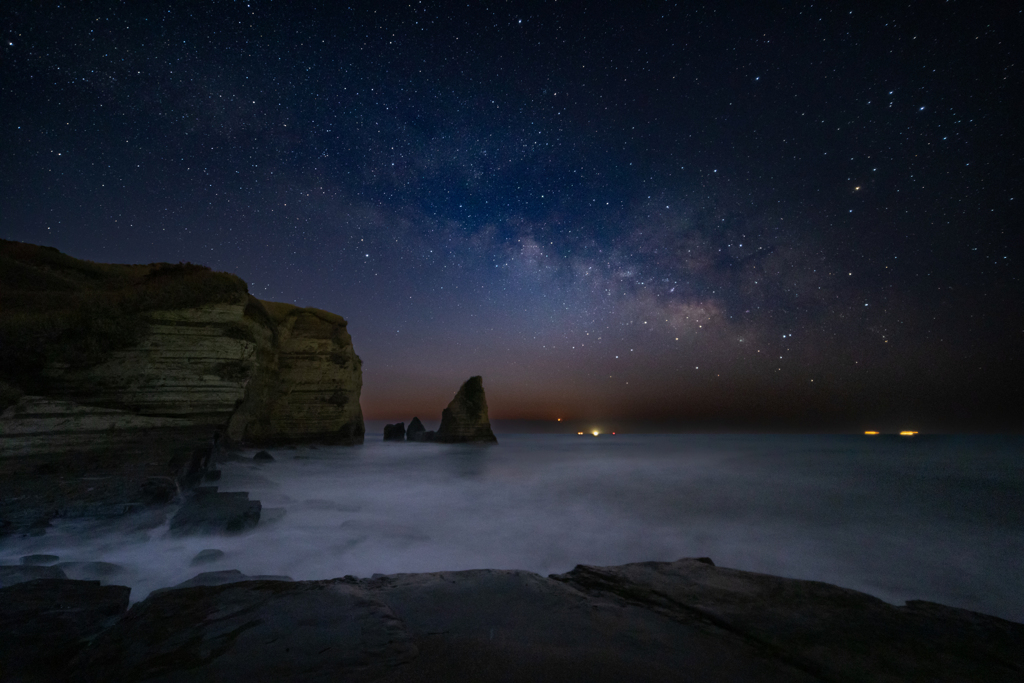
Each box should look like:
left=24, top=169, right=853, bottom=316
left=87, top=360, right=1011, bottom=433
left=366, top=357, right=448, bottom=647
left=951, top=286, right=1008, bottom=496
left=406, top=417, right=428, bottom=442
left=434, top=376, right=498, bottom=444
left=383, top=422, right=406, bottom=441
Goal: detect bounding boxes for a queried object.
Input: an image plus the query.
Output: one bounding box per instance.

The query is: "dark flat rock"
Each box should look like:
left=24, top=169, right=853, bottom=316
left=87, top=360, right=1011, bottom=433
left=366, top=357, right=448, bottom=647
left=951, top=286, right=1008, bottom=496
left=0, top=578, right=130, bottom=682
left=172, top=569, right=293, bottom=589
left=21, top=553, right=60, bottom=566
left=55, top=561, right=128, bottom=582
left=253, top=450, right=275, bottom=462
left=553, top=558, right=1024, bottom=683
left=168, top=489, right=261, bottom=536
left=69, top=579, right=413, bottom=682
left=42, top=558, right=1024, bottom=682
left=0, top=564, right=67, bottom=587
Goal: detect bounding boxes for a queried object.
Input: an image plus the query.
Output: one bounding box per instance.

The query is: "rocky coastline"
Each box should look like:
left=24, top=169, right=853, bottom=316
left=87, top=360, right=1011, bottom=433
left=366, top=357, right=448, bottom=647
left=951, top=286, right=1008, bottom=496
left=1, top=556, right=1022, bottom=682
left=0, top=240, right=363, bottom=536
left=2, top=241, right=1021, bottom=681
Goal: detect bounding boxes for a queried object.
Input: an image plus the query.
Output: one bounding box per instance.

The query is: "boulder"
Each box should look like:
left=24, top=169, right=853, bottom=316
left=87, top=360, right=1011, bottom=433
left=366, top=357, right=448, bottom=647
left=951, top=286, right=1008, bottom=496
left=0, top=578, right=130, bottom=681
left=168, top=489, right=261, bottom=536
left=434, top=376, right=498, bottom=443
left=253, top=450, right=275, bottom=462
left=406, top=416, right=426, bottom=441
left=20, top=554, right=60, bottom=566
left=383, top=422, right=406, bottom=441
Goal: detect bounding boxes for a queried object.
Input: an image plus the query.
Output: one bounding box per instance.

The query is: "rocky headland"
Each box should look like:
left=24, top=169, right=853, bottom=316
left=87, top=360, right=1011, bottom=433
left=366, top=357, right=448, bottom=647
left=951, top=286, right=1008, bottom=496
left=0, top=557, right=1021, bottom=682
left=0, top=240, right=363, bottom=534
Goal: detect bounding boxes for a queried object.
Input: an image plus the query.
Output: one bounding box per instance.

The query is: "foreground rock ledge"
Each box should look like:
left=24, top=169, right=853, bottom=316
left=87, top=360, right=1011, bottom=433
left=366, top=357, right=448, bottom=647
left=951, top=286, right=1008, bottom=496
left=2, top=558, right=1010, bottom=682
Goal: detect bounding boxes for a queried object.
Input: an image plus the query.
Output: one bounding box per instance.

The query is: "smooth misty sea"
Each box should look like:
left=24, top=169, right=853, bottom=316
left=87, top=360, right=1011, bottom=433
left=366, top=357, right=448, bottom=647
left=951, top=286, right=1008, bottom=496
left=3, top=434, right=1023, bottom=622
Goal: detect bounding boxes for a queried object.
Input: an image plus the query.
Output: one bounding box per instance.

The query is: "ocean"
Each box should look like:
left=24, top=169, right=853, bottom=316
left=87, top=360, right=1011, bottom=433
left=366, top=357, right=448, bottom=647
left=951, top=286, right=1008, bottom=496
left=3, top=434, right=1022, bottom=622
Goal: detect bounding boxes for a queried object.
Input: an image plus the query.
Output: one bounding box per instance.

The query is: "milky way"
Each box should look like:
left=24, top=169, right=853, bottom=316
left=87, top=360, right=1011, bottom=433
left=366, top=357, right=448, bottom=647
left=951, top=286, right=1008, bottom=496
left=2, top=2, right=1020, bottom=430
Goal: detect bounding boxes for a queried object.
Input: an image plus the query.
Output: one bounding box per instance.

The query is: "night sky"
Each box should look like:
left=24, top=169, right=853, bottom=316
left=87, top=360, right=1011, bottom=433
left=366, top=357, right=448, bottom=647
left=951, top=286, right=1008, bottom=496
left=2, top=2, right=1021, bottom=432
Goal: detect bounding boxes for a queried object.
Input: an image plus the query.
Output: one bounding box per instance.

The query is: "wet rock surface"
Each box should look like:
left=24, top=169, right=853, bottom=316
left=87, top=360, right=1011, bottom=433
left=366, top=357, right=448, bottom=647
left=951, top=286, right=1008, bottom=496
left=0, top=579, right=130, bottom=682
left=168, top=569, right=294, bottom=589
left=0, top=564, right=68, bottom=587
left=70, top=579, right=412, bottom=683
left=4, top=557, right=1017, bottom=683
left=168, top=488, right=261, bottom=536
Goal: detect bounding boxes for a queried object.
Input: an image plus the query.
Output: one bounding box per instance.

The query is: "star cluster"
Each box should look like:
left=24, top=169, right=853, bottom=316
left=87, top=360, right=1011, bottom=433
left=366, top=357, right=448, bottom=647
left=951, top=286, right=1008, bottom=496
left=2, top=1, right=1020, bottom=430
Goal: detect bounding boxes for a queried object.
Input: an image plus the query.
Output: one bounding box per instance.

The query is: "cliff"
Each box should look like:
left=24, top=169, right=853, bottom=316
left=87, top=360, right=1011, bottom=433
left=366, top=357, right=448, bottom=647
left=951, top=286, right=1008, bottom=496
left=0, top=240, right=363, bottom=527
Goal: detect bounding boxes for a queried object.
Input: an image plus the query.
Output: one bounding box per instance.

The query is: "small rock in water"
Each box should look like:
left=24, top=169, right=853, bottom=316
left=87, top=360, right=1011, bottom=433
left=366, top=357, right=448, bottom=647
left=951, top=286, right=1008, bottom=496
left=190, top=549, right=225, bottom=566
left=169, top=489, right=262, bottom=536
left=172, top=569, right=293, bottom=589
left=383, top=422, right=406, bottom=441
left=0, top=565, right=67, bottom=586
left=254, top=451, right=275, bottom=462
left=260, top=507, right=287, bottom=524
left=55, top=561, right=127, bottom=581
left=406, top=417, right=426, bottom=441
left=20, top=554, right=60, bottom=566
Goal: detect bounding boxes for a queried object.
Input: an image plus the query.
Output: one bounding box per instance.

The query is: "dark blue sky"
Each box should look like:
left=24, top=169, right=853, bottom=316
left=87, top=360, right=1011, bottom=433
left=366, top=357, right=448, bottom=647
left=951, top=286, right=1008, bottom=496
left=2, top=1, right=1020, bottom=430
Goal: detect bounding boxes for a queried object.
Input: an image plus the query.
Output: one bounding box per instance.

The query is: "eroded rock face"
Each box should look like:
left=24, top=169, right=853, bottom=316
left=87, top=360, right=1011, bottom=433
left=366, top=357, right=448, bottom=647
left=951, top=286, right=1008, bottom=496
left=227, top=302, right=365, bottom=446
left=0, top=241, right=364, bottom=531
left=435, top=375, right=498, bottom=444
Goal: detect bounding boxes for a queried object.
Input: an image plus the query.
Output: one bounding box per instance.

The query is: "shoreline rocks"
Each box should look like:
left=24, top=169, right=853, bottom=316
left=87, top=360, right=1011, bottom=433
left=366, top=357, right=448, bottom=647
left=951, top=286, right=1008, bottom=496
left=3, top=557, right=1018, bottom=682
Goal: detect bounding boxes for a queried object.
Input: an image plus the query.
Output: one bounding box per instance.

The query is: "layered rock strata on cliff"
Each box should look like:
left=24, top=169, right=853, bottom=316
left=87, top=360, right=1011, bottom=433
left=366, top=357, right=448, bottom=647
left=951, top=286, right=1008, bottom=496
left=434, top=375, right=498, bottom=443
left=0, top=240, right=363, bottom=455
left=0, top=240, right=363, bottom=528
left=10, top=557, right=1016, bottom=683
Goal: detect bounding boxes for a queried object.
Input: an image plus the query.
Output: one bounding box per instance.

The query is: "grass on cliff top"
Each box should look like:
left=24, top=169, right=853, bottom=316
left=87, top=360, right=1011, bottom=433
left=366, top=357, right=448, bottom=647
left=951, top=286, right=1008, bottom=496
left=0, top=239, right=248, bottom=399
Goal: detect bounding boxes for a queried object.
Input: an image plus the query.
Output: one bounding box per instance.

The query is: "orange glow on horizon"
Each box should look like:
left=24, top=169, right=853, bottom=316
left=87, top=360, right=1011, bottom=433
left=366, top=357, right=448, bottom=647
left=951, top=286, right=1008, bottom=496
left=900, top=430, right=918, bottom=436
left=864, top=431, right=879, bottom=435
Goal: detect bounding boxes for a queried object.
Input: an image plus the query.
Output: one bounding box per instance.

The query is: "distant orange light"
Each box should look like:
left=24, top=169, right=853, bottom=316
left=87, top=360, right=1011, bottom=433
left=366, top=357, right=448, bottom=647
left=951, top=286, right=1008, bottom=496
left=592, top=430, right=599, bottom=436
left=557, top=418, right=561, bottom=422
left=864, top=431, right=879, bottom=435
left=900, top=431, right=918, bottom=436
left=577, top=432, right=584, bottom=435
